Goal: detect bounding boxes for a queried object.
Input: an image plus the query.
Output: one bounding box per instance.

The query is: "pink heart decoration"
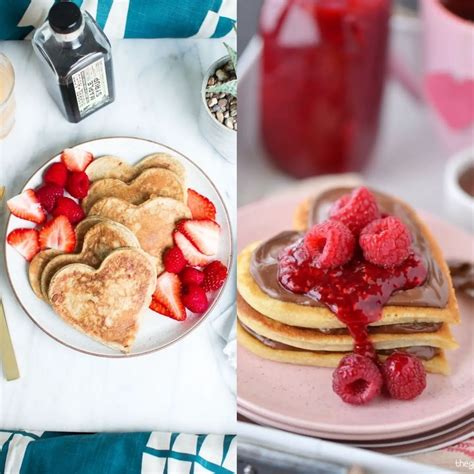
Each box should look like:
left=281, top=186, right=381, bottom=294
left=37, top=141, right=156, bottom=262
left=425, top=73, right=474, bottom=130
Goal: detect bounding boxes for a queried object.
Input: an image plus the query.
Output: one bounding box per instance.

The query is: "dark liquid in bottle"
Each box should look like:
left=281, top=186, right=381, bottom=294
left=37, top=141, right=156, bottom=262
left=440, top=0, right=474, bottom=21
left=40, top=27, right=114, bottom=122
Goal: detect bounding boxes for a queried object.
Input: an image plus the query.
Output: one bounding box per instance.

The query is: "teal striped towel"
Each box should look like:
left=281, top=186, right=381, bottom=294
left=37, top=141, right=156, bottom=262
left=0, top=431, right=236, bottom=473
left=0, top=0, right=236, bottom=40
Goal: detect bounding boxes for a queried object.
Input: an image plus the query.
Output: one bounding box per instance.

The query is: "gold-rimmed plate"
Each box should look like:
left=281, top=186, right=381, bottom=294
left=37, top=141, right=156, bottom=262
left=4, top=137, right=233, bottom=357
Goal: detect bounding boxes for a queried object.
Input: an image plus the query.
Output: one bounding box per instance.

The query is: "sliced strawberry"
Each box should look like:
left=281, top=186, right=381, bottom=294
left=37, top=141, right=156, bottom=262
left=61, top=148, right=93, bottom=172
left=173, top=231, right=211, bottom=266
left=7, top=189, right=46, bottom=224
left=152, top=272, right=186, bottom=321
left=150, top=296, right=174, bottom=318
left=7, top=228, right=40, bottom=261
left=187, top=189, right=216, bottom=220
left=176, top=219, right=220, bottom=256
left=39, top=216, right=76, bottom=252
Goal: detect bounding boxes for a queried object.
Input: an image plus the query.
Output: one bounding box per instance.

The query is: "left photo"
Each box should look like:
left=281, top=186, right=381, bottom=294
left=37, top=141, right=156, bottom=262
left=0, top=1, right=237, bottom=472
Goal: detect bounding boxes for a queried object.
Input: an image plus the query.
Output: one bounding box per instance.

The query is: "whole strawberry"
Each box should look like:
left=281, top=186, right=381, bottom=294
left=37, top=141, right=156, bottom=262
left=52, top=196, right=85, bottom=225
left=182, top=284, right=209, bottom=313
left=180, top=267, right=205, bottom=286
left=44, top=162, right=69, bottom=188
left=36, top=184, right=64, bottom=213
left=382, top=352, right=426, bottom=400
left=203, top=261, right=228, bottom=292
left=66, top=171, right=90, bottom=199
left=163, top=246, right=186, bottom=274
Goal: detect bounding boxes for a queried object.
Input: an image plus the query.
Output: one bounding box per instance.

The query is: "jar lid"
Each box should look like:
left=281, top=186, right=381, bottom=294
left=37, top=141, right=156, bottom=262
left=48, top=2, right=83, bottom=34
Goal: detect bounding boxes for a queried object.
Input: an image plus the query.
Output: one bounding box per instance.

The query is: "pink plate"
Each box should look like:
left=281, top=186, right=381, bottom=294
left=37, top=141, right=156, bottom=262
left=237, top=193, right=474, bottom=440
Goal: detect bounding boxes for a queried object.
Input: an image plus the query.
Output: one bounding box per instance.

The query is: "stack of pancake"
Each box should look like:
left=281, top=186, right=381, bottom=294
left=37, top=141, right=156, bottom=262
left=237, top=188, right=460, bottom=374
left=29, top=153, right=191, bottom=352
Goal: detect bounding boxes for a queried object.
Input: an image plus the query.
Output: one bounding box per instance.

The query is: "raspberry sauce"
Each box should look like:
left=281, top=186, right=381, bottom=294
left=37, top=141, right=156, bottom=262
left=278, top=240, right=428, bottom=358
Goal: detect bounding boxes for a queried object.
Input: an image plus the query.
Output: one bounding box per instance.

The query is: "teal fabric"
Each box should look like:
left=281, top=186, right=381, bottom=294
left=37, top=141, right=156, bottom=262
left=0, top=430, right=236, bottom=473
left=0, top=0, right=236, bottom=40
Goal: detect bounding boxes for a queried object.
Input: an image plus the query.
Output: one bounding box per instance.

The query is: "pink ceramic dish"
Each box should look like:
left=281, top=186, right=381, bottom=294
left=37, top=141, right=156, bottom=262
left=237, top=193, right=474, bottom=441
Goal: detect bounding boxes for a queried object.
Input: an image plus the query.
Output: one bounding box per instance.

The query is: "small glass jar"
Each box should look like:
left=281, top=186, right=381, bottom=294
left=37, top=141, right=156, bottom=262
left=259, top=0, right=391, bottom=178
left=33, top=1, right=115, bottom=123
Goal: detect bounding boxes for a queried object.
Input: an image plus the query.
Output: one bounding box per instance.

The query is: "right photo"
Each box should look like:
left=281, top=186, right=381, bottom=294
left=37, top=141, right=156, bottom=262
left=236, top=0, right=473, bottom=472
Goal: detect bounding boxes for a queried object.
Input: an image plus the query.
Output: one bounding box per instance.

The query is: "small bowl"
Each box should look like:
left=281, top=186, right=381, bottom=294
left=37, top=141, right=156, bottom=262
left=444, top=146, right=474, bottom=232
left=199, top=56, right=237, bottom=163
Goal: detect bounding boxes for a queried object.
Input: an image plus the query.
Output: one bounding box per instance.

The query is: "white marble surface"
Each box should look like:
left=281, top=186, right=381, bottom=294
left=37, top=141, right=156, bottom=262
left=0, top=39, right=236, bottom=433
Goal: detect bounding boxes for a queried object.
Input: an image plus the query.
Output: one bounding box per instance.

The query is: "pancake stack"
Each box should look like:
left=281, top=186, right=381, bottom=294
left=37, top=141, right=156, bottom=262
left=28, top=153, right=190, bottom=352
left=237, top=188, right=461, bottom=374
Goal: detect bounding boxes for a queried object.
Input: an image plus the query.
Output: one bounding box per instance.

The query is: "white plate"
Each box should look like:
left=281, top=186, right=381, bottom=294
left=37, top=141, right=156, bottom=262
left=4, top=137, right=233, bottom=357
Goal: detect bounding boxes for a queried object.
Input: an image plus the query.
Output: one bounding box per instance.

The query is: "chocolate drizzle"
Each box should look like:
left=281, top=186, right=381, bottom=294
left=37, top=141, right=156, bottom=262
left=250, top=188, right=449, bottom=309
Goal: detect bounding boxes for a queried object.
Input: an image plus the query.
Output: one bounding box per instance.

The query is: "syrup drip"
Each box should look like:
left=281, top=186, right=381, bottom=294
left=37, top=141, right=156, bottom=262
left=278, top=240, right=428, bottom=358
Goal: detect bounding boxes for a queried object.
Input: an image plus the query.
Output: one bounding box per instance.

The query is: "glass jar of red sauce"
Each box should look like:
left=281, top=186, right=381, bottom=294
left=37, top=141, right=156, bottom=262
left=259, top=0, right=391, bottom=178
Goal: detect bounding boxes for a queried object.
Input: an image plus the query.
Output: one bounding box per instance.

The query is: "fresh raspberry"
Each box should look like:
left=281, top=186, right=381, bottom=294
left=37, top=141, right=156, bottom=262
left=36, top=184, right=63, bottom=213
left=180, top=267, right=205, bottom=286
left=359, top=216, right=411, bottom=268
left=382, top=352, right=426, bottom=400
left=163, top=246, right=186, bottom=274
left=44, top=162, right=69, bottom=187
left=203, top=261, right=228, bottom=291
left=52, top=196, right=85, bottom=225
left=332, top=354, right=383, bottom=405
left=181, top=284, right=209, bottom=313
left=66, top=171, right=90, bottom=199
left=303, top=220, right=355, bottom=269
left=329, top=187, right=380, bottom=234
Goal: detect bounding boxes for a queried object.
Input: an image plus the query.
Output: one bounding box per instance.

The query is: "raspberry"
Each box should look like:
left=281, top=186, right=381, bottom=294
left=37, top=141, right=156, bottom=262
left=163, top=246, right=186, bottom=273
left=36, top=184, right=63, bottom=213
left=303, top=220, right=355, bottom=269
left=180, top=267, right=205, bottom=286
left=332, top=354, right=383, bottom=405
left=329, top=187, right=380, bottom=234
left=359, top=216, right=411, bottom=268
left=203, top=261, right=228, bottom=291
left=382, top=352, right=426, bottom=400
left=52, top=196, right=85, bottom=225
left=66, top=171, right=90, bottom=199
left=181, top=284, right=209, bottom=313
left=44, top=162, right=69, bottom=188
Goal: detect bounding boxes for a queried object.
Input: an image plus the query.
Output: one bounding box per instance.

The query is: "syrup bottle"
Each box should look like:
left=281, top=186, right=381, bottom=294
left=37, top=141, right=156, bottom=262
left=32, top=1, right=115, bottom=123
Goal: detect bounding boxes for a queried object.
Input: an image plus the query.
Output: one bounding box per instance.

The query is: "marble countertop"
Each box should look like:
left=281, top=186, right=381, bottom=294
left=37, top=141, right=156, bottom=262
left=0, top=38, right=236, bottom=434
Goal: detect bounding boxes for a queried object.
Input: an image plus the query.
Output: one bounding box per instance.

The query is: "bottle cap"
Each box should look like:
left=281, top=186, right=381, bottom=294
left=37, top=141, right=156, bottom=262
left=48, top=2, right=83, bottom=34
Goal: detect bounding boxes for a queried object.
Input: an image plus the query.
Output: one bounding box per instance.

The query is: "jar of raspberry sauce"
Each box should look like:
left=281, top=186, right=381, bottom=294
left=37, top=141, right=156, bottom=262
left=259, top=0, right=391, bottom=178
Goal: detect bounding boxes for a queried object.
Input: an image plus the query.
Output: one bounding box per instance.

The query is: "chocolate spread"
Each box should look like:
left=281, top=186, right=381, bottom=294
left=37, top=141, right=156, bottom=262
left=250, top=188, right=449, bottom=308
left=240, top=322, right=440, bottom=361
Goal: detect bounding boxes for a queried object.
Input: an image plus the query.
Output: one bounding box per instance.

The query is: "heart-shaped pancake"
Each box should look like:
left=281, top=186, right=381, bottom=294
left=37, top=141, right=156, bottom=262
left=48, top=248, right=156, bottom=352
left=82, top=168, right=185, bottom=213
left=85, top=153, right=186, bottom=183
left=39, top=220, right=141, bottom=301
left=28, top=217, right=121, bottom=299
left=88, top=196, right=191, bottom=273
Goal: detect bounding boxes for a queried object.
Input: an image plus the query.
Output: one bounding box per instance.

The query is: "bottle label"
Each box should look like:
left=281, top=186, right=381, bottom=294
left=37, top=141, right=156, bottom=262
left=72, top=58, right=109, bottom=116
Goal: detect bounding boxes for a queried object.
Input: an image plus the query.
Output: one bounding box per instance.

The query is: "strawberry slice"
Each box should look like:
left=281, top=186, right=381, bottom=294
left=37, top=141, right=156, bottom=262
left=187, top=189, right=216, bottom=220
left=7, top=189, right=46, bottom=224
left=61, top=148, right=93, bottom=172
left=177, top=219, right=220, bottom=256
left=7, top=228, right=40, bottom=261
left=150, top=297, right=173, bottom=318
left=152, top=272, right=186, bottom=321
left=173, top=231, right=211, bottom=266
left=39, top=216, right=76, bottom=252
